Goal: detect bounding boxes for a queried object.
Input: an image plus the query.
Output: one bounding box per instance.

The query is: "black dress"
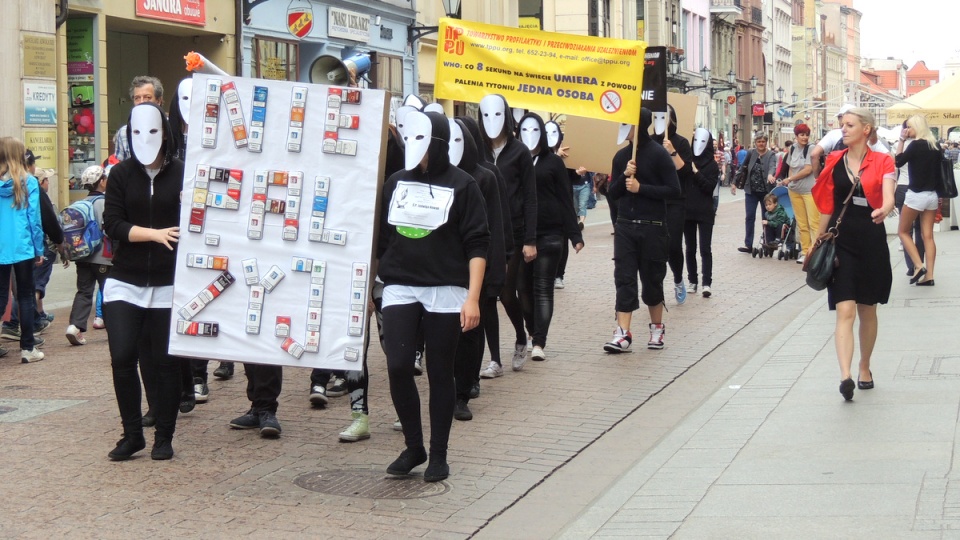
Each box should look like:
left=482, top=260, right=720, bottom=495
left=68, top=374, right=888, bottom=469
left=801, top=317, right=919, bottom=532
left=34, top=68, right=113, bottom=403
left=826, top=164, right=892, bottom=310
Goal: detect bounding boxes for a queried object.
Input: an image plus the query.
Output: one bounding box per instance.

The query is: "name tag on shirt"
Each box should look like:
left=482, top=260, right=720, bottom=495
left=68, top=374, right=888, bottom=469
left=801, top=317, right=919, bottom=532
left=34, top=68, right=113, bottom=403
left=853, top=196, right=868, bottom=207
left=387, top=181, right=455, bottom=231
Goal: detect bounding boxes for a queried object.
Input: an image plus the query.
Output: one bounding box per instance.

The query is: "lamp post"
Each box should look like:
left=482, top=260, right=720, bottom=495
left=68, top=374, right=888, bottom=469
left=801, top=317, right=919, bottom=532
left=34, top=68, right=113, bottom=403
left=408, top=0, right=462, bottom=42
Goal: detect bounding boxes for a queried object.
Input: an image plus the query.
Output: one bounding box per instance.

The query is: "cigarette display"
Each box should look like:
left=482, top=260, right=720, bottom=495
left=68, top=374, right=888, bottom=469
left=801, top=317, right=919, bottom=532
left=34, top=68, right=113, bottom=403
left=201, top=79, right=221, bottom=149
left=248, top=85, right=268, bottom=152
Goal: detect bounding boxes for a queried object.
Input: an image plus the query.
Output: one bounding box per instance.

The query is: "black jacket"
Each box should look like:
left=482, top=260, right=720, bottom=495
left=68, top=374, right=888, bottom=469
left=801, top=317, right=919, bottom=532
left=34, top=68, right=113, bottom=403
left=39, top=189, right=63, bottom=245
left=608, top=110, right=681, bottom=222
left=459, top=116, right=514, bottom=259
left=686, top=132, right=720, bottom=224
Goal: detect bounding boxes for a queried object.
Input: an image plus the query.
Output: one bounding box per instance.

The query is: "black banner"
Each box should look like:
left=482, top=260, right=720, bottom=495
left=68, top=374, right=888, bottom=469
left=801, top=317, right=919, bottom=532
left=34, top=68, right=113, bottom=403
left=641, top=46, right=667, bottom=113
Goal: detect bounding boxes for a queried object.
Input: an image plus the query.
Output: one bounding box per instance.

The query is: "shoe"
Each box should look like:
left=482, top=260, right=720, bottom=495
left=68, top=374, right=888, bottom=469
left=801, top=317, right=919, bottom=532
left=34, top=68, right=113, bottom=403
left=531, top=345, right=546, bottom=361
left=179, top=393, right=196, bottom=413
left=648, top=323, right=665, bottom=350
left=512, top=342, right=527, bottom=371
left=194, top=377, right=209, bottom=403
left=737, top=246, right=751, bottom=253
left=108, top=434, right=146, bottom=461
left=65, top=324, right=86, bottom=346
left=151, top=437, right=174, bottom=460
left=555, top=277, right=565, bottom=289
left=386, top=446, right=427, bottom=476
left=20, top=348, right=44, bottom=363
left=469, top=382, right=480, bottom=399
left=393, top=419, right=403, bottom=431
left=839, top=378, right=855, bottom=401
left=213, top=362, right=234, bottom=380
left=454, top=399, right=473, bottom=421
left=603, top=327, right=632, bottom=353
left=33, top=336, right=44, bottom=348
left=480, top=360, right=504, bottom=378
left=92, top=317, right=106, bottom=330
left=0, top=344, right=7, bottom=358
left=917, top=279, right=935, bottom=287
left=796, top=254, right=805, bottom=265
left=327, top=376, right=348, bottom=397
left=142, top=409, right=157, bottom=427
left=702, top=285, right=712, bottom=298
left=229, top=409, right=259, bottom=429
left=339, top=412, right=371, bottom=442
left=858, top=371, right=874, bottom=390
left=258, top=411, right=282, bottom=438
left=689, top=283, right=698, bottom=294
left=910, top=267, right=927, bottom=284
left=44, top=313, right=54, bottom=323
left=424, top=458, right=450, bottom=483
left=309, top=384, right=329, bottom=406
left=674, top=281, right=687, bottom=305
left=34, top=319, right=50, bottom=334
left=1, top=326, right=20, bottom=340
left=414, top=351, right=424, bottom=375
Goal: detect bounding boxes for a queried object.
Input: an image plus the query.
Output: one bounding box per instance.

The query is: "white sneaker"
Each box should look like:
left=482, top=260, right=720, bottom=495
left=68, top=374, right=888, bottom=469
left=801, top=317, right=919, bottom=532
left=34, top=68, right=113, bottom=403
left=480, top=360, right=504, bottom=378
left=309, top=384, right=328, bottom=406
left=65, top=324, right=86, bottom=346
left=603, top=327, right=632, bottom=353
left=21, top=348, right=45, bottom=363
left=554, top=277, right=565, bottom=289
left=511, top=343, right=527, bottom=371
left=648, top=323, right=665, bottom=350
left=796, top=253, right=805, bottom=265
left=702, top=285, right=712, bottom=298
left=92, top=317, right=106, bottom=330
left=689, top=283, right=698, bottom=294
left=393, top=419, right=403, bottom=431
left=531, top=345, right=546, bottom=361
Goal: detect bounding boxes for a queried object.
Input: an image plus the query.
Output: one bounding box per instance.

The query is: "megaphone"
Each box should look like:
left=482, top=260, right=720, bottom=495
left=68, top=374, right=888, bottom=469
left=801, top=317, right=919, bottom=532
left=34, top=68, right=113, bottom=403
left=309, top=53, right=371, bottom=85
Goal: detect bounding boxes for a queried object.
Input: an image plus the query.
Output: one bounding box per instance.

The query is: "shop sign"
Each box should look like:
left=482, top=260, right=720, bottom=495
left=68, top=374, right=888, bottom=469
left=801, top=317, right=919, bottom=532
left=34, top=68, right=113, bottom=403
left=752, top=103, right=765, bottom=117
left=287, top=0, right=314, bottom=39
left=23, top=34, right=56, bottom=79
left=24, top=81, right=58, bottom=125
left=22, top=129, right=57, bottom=171
left=136, top=0, right=206, bottom=27
left=328, top=7, right=370, bottom=43
left=66, top=19, right=94, bottom=83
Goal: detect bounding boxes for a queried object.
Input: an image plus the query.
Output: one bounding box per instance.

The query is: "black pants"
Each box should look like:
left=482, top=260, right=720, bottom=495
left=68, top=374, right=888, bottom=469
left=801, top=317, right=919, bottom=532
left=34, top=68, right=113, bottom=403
left=383, top=302, right=460, bottom=459
left=456, top=292, right=497, bottom=403
left=613, top=221, right=668, bottom=311
left=607, top=196, right=619, bottom=226
left=683, top=220, right=714, bottom=287
left=556, top=241, right=569, bottom=280
left=243, top=363, right=282, bottom=414
left=103, top=300, right=181, bottom=439
left=665, top=202, right=685, bottom=284
left=481, top=288, right=502, bottom=365
left=310, top=368, right=345, bottom=388
left=69, top=262, right=110, bottom=331
left=500, top=232, right=527, bottom=345
left=519, top=234, right=563, bottom=348
left=0, top=259, right=38, bottom=350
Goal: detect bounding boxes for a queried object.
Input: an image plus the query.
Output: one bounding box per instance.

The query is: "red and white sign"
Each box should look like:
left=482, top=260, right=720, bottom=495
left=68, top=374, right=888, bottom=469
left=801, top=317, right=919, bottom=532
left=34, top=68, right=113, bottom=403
left=752, top=103, right=765, bottom=117
left=600, top=90, right=622, bottom=114
left=137, top=0, right=206, bottom=27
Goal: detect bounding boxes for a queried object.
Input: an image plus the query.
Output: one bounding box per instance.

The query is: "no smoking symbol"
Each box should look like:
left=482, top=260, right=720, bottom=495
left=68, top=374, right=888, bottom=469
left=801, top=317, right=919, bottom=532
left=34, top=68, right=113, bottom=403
left=600, top=90, right=622, bottom=114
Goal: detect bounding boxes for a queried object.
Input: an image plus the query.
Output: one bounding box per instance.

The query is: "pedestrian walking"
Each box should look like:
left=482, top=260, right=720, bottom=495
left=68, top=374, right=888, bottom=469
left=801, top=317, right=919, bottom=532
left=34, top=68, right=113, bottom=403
left=780, top=124, right=819, bottom=264
left=65, top=165, right=111, bottom=346
left=684, top=128, right=720, bottom=298
left=731, top=133, right=779, bottom=253
left=896, top=115, right=941, bottom=286
left=656, top=105, right=693, bottom=305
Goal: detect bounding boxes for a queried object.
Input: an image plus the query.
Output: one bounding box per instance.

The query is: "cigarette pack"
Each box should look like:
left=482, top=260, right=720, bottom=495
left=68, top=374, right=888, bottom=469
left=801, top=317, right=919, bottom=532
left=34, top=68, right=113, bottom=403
left=201, top=79, right=221, bottom=149
left=260, top=265, right=285, bottom=292
left=287, top=86, right=308, bottom=152
left=338, top=114, right=360, bottom=129
left=344, top=347, right=361, bottom=362
left=335, top=139, right=358, bottom=156
left=291, top=256, right=312, bottom=272
left=204, top=234, right=220, bottom=246
left=281, top=337, right=304, bottom=359
left=221, top=82, right=248, bottom=148
left=248, top=86, right=268, bottom=152
left=176, top=320, right=220, bottom=337
left=187, top=254, right=229, bottom=270
left=345, top=89, right=362, bottom=104
left=245, top=309, right=262, bottom=334
left=275, top=316, right=291, bottom=338
left=307, top=306, right=322, bottom=331
left=288, top=171, right=303, bottom=196
left=247, top=284, right=265, bottom=310
left=282, top=219, right=299, bottom=242
left=304, top=331, right=320, bottom=353
left=348, top=262, right=368, bottom=337
left=321, top=229, right=347, bottom=245
left=247, top=211, right=264, bottom=240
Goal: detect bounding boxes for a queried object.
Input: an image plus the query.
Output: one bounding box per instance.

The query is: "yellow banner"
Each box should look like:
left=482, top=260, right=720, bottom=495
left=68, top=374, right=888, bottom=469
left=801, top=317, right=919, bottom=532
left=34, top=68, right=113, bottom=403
left=435, top=18, right=646, bottom=124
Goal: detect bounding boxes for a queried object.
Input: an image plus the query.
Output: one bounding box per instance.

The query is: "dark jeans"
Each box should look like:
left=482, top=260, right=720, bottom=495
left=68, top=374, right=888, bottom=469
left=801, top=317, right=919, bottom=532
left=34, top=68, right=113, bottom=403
left=614, top=221, right=668, bottom=311
left=0, top=260, right=38, bottom=350
left=895, top=184, right=924, bottom=273
left=683, top=220, right=714, bottom=287
left=665, top=202, right=685, bottom=284
left=519, top=234, right=563, bottom=348
left=500, top=233, right=526, bottom=345
left=383, top=302, right=460, bottom=459
left=243, top=363, right=282, bottom=414
left=743, top=191, right=765, bottom=247
left=69, top=262, right=110, bottom=331
left=103, top=300, right=181, bottom=439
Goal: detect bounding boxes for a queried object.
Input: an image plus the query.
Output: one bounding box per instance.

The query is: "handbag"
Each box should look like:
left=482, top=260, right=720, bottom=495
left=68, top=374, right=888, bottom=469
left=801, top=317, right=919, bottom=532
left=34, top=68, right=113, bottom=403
left=803, top=176, right=859, bottom=291
left=936, top=155, right=958, bottom=199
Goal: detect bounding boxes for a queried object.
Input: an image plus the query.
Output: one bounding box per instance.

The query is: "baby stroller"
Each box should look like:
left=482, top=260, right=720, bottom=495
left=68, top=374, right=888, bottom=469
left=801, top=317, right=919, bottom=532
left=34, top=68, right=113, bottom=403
left=752, top=186, right=801, bottom=260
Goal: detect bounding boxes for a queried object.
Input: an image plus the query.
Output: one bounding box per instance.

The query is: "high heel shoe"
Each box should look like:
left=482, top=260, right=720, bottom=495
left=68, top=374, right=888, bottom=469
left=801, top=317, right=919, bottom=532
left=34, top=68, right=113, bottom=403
left=840, top=378, right=855, bottom=401
left=910, top=267, right=927, bottom=284
left=858, top=371, right=874, bottom=390
left=917, top=279, right=935, bottom=287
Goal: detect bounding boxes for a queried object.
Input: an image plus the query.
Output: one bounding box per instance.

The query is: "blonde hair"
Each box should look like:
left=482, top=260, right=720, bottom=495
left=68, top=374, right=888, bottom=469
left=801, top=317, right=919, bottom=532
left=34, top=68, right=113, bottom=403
left=0, top=137, right=30, bottom=208
left=840, top=108, right=878, bottom=145
left=906, top=115, right=940, bottom=150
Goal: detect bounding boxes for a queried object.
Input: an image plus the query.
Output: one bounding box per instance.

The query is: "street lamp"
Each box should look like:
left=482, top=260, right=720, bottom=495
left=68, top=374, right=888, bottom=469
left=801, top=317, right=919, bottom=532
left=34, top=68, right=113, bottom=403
left=681, top=65, right=712, bottom=94
left=409, top=0, right=462, bottom=42
left=735, top=75, right=758, bottom=98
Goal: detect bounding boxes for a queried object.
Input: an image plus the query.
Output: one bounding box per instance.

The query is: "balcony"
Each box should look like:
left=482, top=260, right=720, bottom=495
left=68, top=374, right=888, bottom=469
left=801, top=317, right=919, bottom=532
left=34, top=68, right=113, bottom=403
left=710, top=0, right=743, bottom=16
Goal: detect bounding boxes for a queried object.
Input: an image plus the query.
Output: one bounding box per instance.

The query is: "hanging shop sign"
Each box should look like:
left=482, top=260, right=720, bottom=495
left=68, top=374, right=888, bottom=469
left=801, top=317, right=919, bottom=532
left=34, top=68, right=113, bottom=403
left=23, top=34, right=56, bottom=79
left=24, top=81, right=58, bottom=125
left=327, top=7, right=370, bottom=43
left=136, top=0, right=206, bottom=27
left=752, top=103, right=765, bottom=117
left=66, top=19, right=94, bottom=83
left=287, top=0, right=314, bottom=39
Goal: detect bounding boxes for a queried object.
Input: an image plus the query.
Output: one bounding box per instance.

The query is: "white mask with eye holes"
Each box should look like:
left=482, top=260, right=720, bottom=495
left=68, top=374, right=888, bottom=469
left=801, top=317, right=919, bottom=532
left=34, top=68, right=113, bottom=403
left=653, top=111, right=668, bottom=136
left=403, top=111, right=433, bottom=171
left=402, top=94, right=426, bottom=109
left=423, top=103, right=445, bottom=115
left=519, top=117, right=541, bottom=151
left=479, top=95, right=506, bottom=140
left=513, top=108, right=525, bottom=125
left=177, top=78, right=193, bottom=126
left=448, top=119, right=465, bottom=166
left=617, top=123, right=632, bottom=145
left=395, top=105, right=417, bottom=138
left=545, top=122, right=561, bottom=149
left=130, top=104, right=164, bottom=166
left=693, top=128, right=711, bottom=156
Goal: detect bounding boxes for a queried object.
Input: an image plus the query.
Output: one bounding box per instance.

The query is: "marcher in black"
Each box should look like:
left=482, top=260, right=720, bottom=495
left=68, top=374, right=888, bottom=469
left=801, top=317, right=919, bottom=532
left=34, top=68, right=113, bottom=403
left=655, top=105, right=693, bottom=304
left=684, top=128, right=721, bottom=298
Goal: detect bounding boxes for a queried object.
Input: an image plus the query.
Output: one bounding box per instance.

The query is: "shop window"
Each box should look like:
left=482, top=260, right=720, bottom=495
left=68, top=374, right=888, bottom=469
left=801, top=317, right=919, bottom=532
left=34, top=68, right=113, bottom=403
left=252, top=37, right=299, bottom=81
left=371, top=53, right=404, bottom=99
left=66, top=16, right=99, bottom=190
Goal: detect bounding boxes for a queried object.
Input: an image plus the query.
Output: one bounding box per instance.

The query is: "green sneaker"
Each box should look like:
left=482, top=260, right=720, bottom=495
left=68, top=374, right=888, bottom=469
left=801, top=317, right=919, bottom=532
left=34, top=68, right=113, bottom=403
left=338, top=412, right=370, bottom=442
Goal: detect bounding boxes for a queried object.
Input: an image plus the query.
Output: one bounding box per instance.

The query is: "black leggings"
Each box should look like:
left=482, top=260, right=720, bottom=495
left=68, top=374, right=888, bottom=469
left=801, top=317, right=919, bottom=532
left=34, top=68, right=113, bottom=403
left=519, top=234, right=563, bottom=348
left=481, top=292, right=501, bottom=365
left=665, top=202, right=685, bottom=284
left=383, top=302, right=460, bottom=459
left=457, top=292, right=497, bottom=402
left=103, top=301, right=182, bottom=439
left=500, top=240, right=526, bottom=345
left=683, top=220, right=714, bottom=287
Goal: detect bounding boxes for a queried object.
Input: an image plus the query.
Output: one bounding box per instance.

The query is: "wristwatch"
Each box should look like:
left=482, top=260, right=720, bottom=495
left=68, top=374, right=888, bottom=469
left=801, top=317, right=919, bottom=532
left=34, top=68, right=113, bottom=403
left=670, top=151, right=678, bottom=156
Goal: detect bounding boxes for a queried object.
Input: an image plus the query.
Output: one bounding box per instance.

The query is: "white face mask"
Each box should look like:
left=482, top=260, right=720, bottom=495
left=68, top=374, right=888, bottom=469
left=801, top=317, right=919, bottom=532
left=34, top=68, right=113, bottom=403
left=402, top=94, right=426, bottom=109
left=423, top=103, right=445, bottom=115
left=519, top=117, right=541, bottom=151
left=130, top=105, right=164, bottom=166
left=403, top=111, right=433, bottom=171
left=395, top=105, right=417, bottom=138
left=693, top=128, right=710, bottom=156
left=512, top=108, right=525, bottom=124
left=448, top=119, right=465, bottom=166
left=479, top=95, right=506, bottom=140
left=178, top=78, right=193, bottom=126
left=653, top=111, right=668, bottom=136
left=545, top=122, right=561, bottom=149
left=617, top=123, right=632, bottom=145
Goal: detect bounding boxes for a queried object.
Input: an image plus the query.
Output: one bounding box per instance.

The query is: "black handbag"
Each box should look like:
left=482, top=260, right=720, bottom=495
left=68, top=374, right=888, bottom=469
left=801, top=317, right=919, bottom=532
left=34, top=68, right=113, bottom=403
left=803, top=178, right=859, bottom=291
left=937, top=156, right=958, bottom=199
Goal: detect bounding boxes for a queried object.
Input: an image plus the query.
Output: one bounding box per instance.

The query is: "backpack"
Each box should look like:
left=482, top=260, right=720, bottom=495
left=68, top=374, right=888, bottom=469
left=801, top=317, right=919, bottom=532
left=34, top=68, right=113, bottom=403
left=60, top=195, right=104, bottom=260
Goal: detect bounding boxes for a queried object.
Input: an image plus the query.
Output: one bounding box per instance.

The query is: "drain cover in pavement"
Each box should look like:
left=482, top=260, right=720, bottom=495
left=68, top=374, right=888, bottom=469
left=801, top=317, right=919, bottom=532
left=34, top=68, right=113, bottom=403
left=294, top=469, right=449, bottom=499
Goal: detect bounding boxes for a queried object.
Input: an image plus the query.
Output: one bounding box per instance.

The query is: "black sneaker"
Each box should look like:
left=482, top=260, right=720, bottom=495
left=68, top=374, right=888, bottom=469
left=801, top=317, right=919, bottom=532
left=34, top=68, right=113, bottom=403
left=194, top=377, right=209, bottom=403
left=454, top=399, right=473, bottom=421
left=213, top=362, right=234, bottom=380
left=386, top=446, right=427, bottom=476
left=0, top=326, right=20, bottom=341
left=0, top=344, right=7, bottom=358
left=179, top=392, right=196, bottom=413
left=328, top=376, right=348, bottom=397
left=151, top=437, right=174, bottom=460
left=258, top=411, right=282, bottom=438
left=424, top=458, right=450, bottom=482
left=142, top=409, right=157, bottom=427
left=229, top=409, right=259, bottom=429
left=34, top=319, right=51, bottom=334
left=108, top=434, right=146, bottom=461
left=469, top=382, right=480, bottom=399
left=309, top=384, right=328, bottom=406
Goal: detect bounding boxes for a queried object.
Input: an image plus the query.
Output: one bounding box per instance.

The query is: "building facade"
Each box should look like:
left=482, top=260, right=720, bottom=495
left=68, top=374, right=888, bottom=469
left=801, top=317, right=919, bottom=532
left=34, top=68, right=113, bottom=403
left=905, top=61, right=939, bottom=97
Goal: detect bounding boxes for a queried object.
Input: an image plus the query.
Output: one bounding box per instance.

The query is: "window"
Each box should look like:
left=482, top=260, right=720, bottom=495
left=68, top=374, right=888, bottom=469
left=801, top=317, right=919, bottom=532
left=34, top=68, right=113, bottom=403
left=371, top=53, right=404, bottom=99
left=909, top=80, right=915, bottom=86
left=252, top=37, right=299, bottom=81
left=919, top=79, right=925, bottom=87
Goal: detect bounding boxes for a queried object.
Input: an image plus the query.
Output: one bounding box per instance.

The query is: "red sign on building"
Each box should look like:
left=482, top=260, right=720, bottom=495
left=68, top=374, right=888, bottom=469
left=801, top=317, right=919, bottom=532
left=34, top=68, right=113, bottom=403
left=752, top=103, right=765, bottom=117
left=136, top=0, right=206, bottom=27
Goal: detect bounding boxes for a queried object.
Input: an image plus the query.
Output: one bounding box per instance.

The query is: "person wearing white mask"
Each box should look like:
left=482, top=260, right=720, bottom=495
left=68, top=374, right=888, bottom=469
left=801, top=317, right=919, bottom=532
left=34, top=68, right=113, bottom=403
left=102, top=102, right=184, bottom=461
left=379, top=111, right=489, bottom=482
left=685, top=128, right=721, bottom=297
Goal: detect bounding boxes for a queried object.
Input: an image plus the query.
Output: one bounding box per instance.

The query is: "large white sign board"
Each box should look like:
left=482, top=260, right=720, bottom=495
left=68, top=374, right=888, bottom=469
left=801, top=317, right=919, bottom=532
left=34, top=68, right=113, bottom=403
left=168, top=73, right=388, bottom=370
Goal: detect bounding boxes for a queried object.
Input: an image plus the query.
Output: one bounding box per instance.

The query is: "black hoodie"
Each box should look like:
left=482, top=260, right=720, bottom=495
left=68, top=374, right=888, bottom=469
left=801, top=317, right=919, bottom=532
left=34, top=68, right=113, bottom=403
left=103, top=102, right=184, bottom=287
left=477, top=94, right=537, bottom=246
left=459, top=116, right=514, bottom=258
left=378, top=111, right=490, bottom=289
left=608, top=108, right=680, bottom=222
left=518, top=112, right=583, bottom=247
left=686, top=132, right=720, bottom=224
left=653, top=105, right=692, bottom=201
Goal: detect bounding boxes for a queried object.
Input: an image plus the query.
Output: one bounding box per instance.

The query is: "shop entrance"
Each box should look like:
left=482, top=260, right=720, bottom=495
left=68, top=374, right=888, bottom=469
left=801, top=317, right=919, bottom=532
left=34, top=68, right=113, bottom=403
left=106, top=31, right=149, bottom=146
